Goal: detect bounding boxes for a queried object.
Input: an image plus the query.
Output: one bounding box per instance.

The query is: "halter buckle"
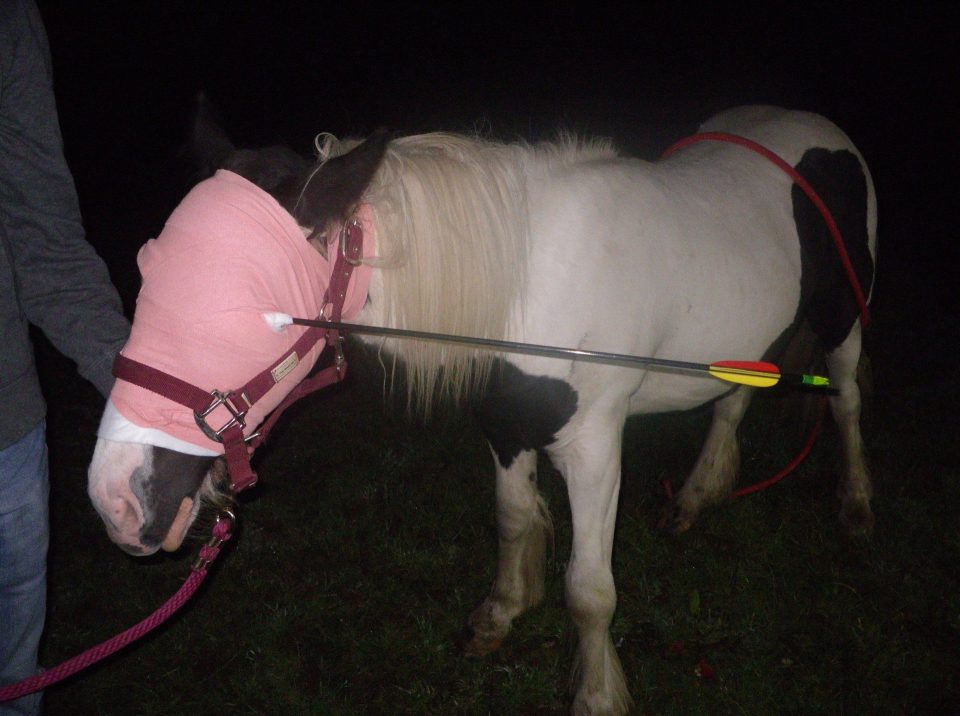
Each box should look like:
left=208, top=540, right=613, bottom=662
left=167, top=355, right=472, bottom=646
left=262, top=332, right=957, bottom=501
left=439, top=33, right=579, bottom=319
left=339, top=218, right=364, bottom=266
left=194, top=390, right=249, bottom=444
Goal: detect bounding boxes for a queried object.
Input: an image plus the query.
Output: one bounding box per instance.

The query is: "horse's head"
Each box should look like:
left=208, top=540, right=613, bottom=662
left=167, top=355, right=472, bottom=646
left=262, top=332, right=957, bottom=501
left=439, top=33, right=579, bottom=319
left=87, top=103, right=390, bottom=555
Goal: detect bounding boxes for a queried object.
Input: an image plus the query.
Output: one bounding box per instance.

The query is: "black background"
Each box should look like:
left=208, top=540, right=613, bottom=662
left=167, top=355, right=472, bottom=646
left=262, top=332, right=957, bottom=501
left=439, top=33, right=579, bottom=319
left=35, top=1, right=960, bottom=392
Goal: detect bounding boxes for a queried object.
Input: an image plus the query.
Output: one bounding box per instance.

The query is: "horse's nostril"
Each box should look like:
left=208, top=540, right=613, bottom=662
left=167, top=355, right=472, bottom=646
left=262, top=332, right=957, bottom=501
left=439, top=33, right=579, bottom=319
left=92, top=484, right=145, bottom=549
left=106, top=494, right=142, bottom=534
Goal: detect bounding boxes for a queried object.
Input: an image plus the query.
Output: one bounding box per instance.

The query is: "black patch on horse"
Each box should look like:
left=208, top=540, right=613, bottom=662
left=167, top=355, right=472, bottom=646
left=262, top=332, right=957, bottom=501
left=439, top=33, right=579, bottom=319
left=478, top=361, right=578, bottom=468
left=792, top=148, right=873, bottom=351
left=222, top=146, right=311, bottom=204
left=133, top=448, right=214, bottom=548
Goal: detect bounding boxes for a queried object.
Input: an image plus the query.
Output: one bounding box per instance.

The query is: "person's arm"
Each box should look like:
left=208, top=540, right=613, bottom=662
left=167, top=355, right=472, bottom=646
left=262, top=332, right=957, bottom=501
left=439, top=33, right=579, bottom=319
left=0, top=0, right=129, bottom=397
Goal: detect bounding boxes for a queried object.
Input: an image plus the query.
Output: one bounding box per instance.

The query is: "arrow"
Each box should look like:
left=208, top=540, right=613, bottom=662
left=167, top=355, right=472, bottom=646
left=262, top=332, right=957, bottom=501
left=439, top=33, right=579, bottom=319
left=707, top=360, right=831, bottom=390
left=262, top=313, right=834, bottom=392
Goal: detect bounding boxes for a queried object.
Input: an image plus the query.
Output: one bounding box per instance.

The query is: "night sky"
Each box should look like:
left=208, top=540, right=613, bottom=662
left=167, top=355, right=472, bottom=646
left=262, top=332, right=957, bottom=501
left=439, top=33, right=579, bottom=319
left=35, top=2, right=960, bottom=374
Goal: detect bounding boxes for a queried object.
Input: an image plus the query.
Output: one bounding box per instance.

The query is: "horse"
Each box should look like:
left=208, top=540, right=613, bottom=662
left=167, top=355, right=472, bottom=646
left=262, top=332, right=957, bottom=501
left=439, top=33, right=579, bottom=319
left=87, top=104, right=876, bottom=715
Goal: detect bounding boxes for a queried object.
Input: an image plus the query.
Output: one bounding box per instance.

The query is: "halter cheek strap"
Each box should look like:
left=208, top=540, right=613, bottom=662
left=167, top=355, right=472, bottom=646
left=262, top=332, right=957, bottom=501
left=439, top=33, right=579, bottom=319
left=112, top=219, right=365, bottom=493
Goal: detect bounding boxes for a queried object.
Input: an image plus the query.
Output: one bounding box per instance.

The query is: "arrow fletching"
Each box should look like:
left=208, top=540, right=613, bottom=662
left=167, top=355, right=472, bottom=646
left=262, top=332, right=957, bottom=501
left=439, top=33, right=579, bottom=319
left=800, top=374, right=831, bottom=388
left=708, top=360, right=782, bottom=388
left=708, top=360, right=832, bottom=391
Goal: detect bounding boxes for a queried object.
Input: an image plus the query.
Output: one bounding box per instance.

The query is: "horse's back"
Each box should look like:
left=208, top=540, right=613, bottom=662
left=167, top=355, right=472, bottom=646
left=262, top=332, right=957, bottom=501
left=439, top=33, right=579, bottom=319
left=701, top=105, right=866, bottom=160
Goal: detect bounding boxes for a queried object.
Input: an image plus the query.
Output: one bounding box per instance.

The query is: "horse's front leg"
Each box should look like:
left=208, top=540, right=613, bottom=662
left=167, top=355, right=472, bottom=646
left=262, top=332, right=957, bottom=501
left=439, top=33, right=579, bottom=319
left=463, top=448, right=552, bottom=656
left=550, top=406, right=633, bottom=716
left=662, top=387, right=753, bottom=534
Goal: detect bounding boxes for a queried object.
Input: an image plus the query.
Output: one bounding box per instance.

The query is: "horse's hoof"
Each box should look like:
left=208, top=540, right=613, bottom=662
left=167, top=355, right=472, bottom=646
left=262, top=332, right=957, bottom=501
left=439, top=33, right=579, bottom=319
left=840, top=501, right=875, bottom=539
left=459, top=601, right=509, bottom=657
left=658, top=503, right=694, bottom=536
left=458, top=624, right=503, bottom=657
left=838, top=486, right=874, bottom=538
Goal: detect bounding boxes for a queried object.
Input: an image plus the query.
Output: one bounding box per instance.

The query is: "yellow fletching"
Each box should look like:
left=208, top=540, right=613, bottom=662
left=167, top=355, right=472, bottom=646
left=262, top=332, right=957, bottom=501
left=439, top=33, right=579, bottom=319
left=708, top=365, right=781, bottom=388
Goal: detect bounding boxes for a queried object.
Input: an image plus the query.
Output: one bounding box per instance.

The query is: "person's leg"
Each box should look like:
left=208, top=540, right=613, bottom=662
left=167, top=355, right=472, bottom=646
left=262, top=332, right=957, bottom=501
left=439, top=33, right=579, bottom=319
left=0, top=421, right=49, bottom=716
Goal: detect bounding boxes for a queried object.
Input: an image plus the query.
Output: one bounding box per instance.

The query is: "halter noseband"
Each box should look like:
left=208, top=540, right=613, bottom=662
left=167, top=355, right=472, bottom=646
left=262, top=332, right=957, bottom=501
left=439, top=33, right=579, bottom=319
left=112, top=219, right=366, bottom=493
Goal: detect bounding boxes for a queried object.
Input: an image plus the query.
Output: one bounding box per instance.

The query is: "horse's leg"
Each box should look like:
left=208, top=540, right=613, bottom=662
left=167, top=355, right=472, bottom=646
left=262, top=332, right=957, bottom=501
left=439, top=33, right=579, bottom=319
left=463, top=447, right=552, bottom=656
left=826, top=322, right=873, bottom=536
left=550, top=405, right=632, bottom=716
left=661, top=387, right=753, bottom=534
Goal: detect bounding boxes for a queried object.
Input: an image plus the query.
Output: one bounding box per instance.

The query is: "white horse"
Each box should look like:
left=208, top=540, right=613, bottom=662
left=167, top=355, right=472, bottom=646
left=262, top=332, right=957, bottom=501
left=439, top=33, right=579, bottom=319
left=88, top=105, right=876, bottom=714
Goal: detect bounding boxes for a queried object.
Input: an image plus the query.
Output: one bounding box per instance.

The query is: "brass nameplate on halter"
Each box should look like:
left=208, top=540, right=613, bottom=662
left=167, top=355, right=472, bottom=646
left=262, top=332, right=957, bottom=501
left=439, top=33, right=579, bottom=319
left=271, top=351, right=299, bottom=383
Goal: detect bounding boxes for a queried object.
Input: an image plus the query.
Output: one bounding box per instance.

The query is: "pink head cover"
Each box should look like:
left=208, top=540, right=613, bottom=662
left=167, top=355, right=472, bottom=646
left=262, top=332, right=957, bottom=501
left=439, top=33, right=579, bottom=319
left=105, top=169, right=374, bottom=452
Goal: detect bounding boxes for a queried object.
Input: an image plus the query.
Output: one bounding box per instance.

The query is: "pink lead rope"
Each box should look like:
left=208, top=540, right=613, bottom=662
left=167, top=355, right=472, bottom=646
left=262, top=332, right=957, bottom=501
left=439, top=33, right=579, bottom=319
left=0, top=516, right=233, bottom=703
left=1, top=221, right=366, bottom=702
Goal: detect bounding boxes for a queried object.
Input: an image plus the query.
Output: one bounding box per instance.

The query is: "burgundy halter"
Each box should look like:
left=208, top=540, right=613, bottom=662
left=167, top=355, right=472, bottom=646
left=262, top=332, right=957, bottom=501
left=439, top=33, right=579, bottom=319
left=112, top=219, right=366, bottom=493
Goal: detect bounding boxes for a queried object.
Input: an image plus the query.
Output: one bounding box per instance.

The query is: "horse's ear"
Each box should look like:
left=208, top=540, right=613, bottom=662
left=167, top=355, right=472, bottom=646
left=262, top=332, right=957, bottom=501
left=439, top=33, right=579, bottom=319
left=190, top=93, right=236, bottom=178
left=187, top=93, right=309, bottom=200
left=295, top=128, right=391, bottom=229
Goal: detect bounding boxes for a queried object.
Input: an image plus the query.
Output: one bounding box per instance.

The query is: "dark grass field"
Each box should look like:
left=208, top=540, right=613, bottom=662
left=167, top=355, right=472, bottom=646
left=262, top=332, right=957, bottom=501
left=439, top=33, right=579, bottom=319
left=25, top=2, right=960, bottom=714
left=35, top=244, right=960, bottom=714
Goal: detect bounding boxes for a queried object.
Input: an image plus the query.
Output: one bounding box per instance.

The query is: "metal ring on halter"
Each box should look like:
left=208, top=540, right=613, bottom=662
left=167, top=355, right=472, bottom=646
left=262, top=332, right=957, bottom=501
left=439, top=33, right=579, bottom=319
left=193, top=392, right=260, bottom=445
left=194, top=389, right=247, bottom=443
left=339, top=217, right=364, bottom=266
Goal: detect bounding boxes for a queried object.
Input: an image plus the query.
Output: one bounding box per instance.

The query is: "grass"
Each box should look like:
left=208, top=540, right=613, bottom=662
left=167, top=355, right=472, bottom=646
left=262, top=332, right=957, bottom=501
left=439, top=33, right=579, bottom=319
left=33, top=303, right=960, bottom=714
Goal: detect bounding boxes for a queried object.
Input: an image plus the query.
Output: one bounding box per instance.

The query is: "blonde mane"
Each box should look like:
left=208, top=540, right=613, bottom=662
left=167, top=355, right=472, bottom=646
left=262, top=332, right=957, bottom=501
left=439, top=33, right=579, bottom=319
left=323, top=131, right=618, bottom=410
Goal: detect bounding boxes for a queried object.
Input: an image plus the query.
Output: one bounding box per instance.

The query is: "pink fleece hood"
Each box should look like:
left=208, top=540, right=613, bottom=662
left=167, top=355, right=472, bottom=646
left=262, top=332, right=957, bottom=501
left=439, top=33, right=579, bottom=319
left=105, top=169, right=373, bottom=452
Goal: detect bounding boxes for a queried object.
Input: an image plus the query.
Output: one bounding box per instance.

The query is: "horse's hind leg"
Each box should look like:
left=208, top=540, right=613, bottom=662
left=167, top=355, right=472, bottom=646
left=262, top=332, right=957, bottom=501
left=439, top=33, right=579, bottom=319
left=827, top=322, right=873, bottom=536
left=463, top=448, right=552, bottom=656
left=662, top=387, right=753, bottom=534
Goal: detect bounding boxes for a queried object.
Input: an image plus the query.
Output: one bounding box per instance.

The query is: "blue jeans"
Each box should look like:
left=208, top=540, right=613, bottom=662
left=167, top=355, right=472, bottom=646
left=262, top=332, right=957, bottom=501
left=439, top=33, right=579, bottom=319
left=0, top=421, right=48, bottom=716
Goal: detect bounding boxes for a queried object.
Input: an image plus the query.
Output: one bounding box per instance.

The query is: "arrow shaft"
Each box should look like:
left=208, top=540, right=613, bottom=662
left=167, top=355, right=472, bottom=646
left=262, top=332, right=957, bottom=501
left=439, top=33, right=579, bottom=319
left=292, top=318, right=834, bottom=391
left=298, top=318, right=715, bottom=374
